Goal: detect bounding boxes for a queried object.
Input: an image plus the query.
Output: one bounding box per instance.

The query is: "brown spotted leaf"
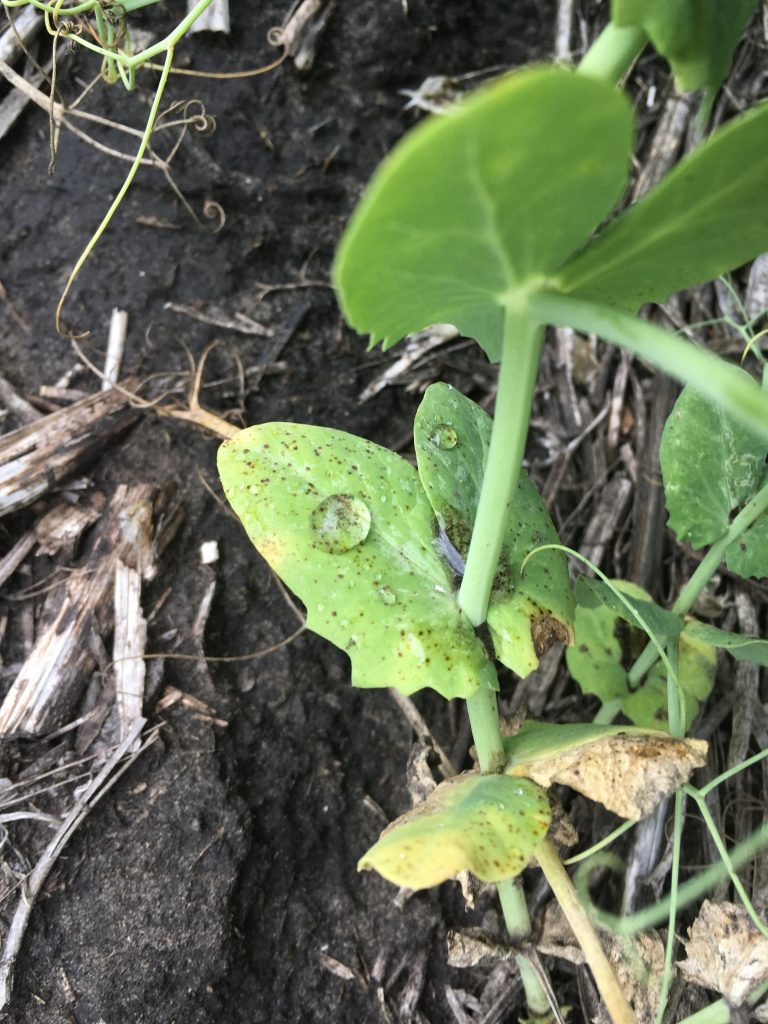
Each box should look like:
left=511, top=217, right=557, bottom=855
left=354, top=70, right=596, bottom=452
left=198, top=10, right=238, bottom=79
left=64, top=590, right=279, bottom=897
left=218, top=423, right=496, bottom=700
left=358, top=772, right=551, bottom=889
left=678, top=900, right=768, bottom=1005
left=504, top=721, right=707, bottom=821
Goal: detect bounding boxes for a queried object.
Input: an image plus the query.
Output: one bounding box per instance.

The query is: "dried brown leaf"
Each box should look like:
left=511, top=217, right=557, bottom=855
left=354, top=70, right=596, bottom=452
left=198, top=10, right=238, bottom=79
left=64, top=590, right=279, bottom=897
left=677, top=900, right=768, bottom=1005
left=507, top=732, right=707, bottom=821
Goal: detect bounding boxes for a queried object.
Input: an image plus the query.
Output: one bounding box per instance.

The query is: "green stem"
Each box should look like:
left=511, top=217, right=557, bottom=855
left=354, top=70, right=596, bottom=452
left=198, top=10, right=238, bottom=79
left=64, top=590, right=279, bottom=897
left=458, top=310, right=547, bottom=1014
left=628, top=472, right=768, bottom=686
left=575, top=820, right=768, bottom=935
left=466, top=687, right=505, bottom=774
left=577, top=21, right=647, bottom=83
left=458, top=310, right=545, bottom=628
left=498, top=881, right=551, bottom=1018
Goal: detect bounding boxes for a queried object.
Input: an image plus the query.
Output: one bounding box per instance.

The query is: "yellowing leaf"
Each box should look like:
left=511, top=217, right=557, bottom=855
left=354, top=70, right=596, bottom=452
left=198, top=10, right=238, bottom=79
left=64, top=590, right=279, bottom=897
left=218, top=423, right=496, bottom=700
left=505, top=721, right=707, bottom=821
left=678, top=901, right=768, bottom=1005
left=358, top=773, right=551, bottom=889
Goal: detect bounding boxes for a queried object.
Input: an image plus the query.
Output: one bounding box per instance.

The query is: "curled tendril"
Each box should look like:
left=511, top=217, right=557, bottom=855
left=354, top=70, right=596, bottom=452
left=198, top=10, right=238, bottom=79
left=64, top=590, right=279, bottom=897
left=202, top=200, right=225, bottom=233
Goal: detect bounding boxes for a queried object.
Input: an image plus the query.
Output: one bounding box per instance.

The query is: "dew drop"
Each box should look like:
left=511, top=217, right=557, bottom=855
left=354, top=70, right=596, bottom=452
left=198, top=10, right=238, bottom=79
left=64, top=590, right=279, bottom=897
left=310, top=494, right=371, bottom=553
left=378, top=585, right=397, bottom=606
left=429, top=423, right=458, bottom=450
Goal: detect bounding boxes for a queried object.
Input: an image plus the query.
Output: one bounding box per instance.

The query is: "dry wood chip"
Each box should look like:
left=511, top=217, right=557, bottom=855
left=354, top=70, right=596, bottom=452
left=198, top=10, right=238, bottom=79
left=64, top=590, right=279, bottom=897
left=317, top=950, right=357, bottom=982
left=113, top=560, right=147, bottom=744
left=746, top=253, right=768, bottom=323
left=0, top=484, right=165, bottom=736
left=34, top=495, right=105, bottom=556
left=677, top=900, right=768, bottom=1005
left=0, top=386, right=138, bottom=517
left=446, top=929, right=516, bottom=969
left=507, top=732, right=707, bottom=821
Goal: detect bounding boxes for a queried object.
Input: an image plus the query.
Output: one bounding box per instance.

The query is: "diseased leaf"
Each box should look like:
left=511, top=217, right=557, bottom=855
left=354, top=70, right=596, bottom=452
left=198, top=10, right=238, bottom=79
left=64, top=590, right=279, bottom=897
left=678, top=901, right=768, bottom=1005
left=504, top=720, right=707, bottom=821
left=611, top=0, right=757, bottom=93
left=565, top=579, right=715, bottom=730
left=555, top=100, right=768, bottom=311
left=334, top=66, right=632, bottom=361
left=414, top=383, right=574, bottom=678
left=358, top=773, right=551, bottom=889
left=660, top=379, right=767, bottom=551
left=684, top=620, right=768, bottom=667
left=218, top=424, right=496, bottom=700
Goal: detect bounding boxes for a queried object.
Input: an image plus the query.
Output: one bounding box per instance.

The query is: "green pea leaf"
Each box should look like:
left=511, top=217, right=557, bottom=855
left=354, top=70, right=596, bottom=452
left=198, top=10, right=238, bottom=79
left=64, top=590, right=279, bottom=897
left=358, top=773, right=550, bottom=889
left=575, top=577, right=682, bottom=641
left=334, top=65, right=632, bottom=361
left=565, top=579, right=714, bottom=729
left=218, top=424, right=496, bottom=700
left=659, top=380, right=768, bottom=577
left=683, top=620, right=768, bottom=667
left=556, top=99, right=768, bottom=310
left=624, top=628, right=716, bottom=732
left=611, top=0, right=757, bottom=93
left=660, top=377, right=766, bottom=549
left=413, top=383, right=574, bottom=677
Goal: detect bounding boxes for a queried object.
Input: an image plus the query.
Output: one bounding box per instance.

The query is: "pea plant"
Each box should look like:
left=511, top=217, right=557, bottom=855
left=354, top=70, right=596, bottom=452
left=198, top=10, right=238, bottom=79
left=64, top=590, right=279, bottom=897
left=219, top=5, right=768, bottom=1022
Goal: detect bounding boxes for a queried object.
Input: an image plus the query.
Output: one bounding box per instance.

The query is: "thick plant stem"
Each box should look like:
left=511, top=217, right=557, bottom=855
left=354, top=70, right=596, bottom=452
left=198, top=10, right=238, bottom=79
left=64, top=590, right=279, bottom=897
left=458, top=311, right=545, bottom=629
left=466, top=687, right=505, bottom=774
left=536, top=841, right=636, bottom=1024
left=458, top=311, right=548, bottom=1016
left=498, top=881, right=552, bottom=1018
left=577, top=21, right=647, bottom=83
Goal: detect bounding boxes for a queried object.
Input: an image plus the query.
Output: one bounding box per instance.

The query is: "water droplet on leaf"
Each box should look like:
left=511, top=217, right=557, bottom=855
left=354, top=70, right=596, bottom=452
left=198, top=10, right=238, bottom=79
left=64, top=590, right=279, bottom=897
left=379, top=585, right=397, bottom=605
left=429, top=423, right=458, bottom=450
left=310, top=494, right=371, bottom=553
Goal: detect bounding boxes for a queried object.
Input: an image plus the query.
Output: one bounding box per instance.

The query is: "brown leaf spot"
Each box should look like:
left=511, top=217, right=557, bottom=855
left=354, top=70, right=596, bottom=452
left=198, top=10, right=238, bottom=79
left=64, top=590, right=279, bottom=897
left=531, top=614, right=571, bottom=657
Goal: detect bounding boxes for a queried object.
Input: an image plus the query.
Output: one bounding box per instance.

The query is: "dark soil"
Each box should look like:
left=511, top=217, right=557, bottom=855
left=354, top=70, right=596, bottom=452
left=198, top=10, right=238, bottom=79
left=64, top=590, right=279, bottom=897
left=2, top=2, right=766, bottom=1021
left=0, top=2, right=574, bottom=1021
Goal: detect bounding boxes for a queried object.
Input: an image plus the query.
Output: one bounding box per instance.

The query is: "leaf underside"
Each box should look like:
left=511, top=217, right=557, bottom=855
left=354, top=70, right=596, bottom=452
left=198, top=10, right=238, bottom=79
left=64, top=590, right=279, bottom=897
left=218, top=424, right=495, bottom=700
left=556, top=98, right=768, bottom=310
left=359, top=773, right=551, bottom=889
left=611, top=0, right=757, bottom=93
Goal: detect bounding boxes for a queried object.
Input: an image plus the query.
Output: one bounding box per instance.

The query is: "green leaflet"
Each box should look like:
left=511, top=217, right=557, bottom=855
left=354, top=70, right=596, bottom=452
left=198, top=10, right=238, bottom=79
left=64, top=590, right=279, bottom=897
left=334, top=65, right=632, bottom=361
left=565, top=579, right=714, bottom=730
left=612, top=0, right=757, bottom=93
left=660, top=381, right=768, bottom=577
left=218, top=424, right=496, bottom=700
left=555, top=99, right=768, bottom=311
left=413, top=383, right=574, bottom=677
left=358, top=773, right=550, bottom=889
left=574, top=577, right=681, bottom=641
left=684, top=620, right=768, bottom=667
